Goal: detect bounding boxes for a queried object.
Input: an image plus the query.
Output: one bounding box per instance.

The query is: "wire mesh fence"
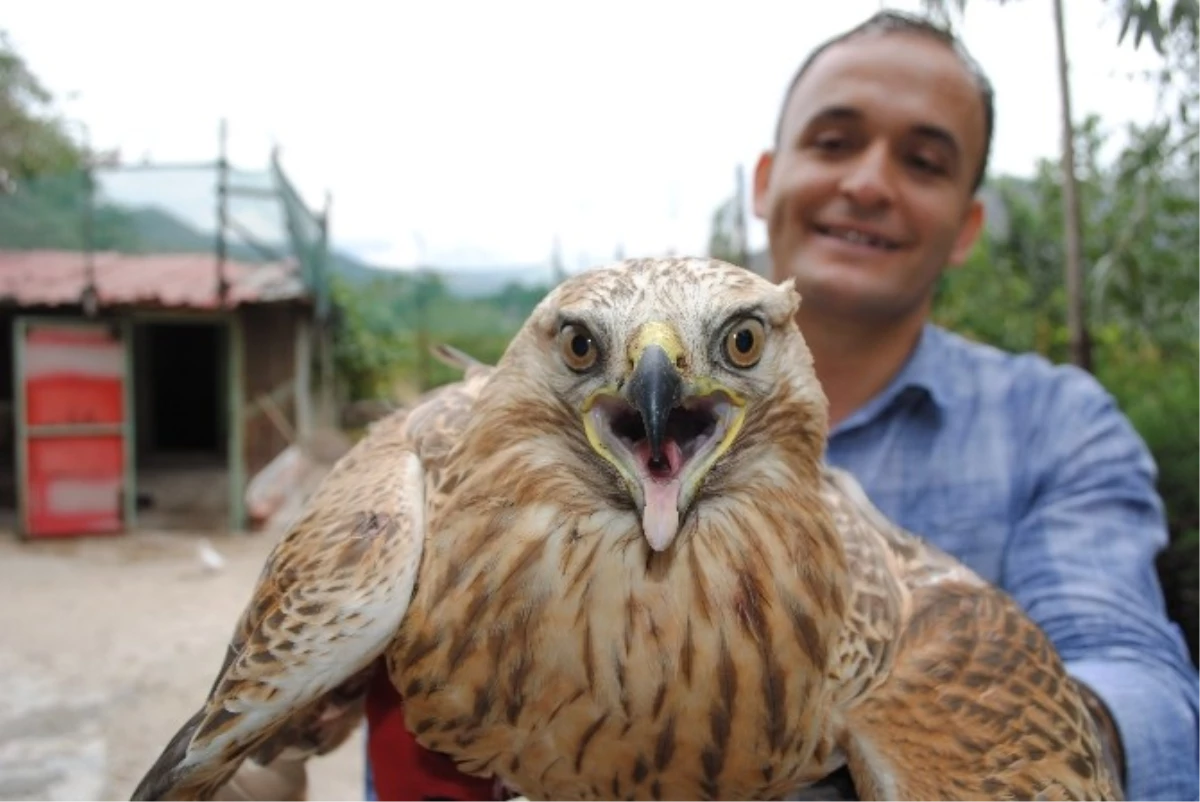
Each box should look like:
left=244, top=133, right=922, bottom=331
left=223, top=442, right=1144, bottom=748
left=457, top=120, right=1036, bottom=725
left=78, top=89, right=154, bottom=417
left=0, top=149, right=331, bottom=315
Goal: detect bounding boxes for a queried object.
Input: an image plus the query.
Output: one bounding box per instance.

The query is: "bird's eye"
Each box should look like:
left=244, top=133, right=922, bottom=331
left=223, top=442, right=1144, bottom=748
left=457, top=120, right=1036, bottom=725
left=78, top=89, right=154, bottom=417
left=723, top=318, right=765, bottom=368
left=559, top=323, right=599, bottom=372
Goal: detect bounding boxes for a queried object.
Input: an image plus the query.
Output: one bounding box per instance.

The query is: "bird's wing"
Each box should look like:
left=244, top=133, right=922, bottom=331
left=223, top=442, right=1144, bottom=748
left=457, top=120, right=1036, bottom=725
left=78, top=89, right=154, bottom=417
left=131, top=373, right=490, bottom=801
left=842, top=582, right=1122, bottom=800
left=823, top=468, right=1122, bottom=801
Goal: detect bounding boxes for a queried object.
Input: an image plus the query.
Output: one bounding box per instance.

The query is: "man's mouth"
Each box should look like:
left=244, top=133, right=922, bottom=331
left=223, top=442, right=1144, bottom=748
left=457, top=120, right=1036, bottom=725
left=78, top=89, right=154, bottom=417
left=586, top=391, right=740, bottom=551
left=814, top=223, right=901, bottom=251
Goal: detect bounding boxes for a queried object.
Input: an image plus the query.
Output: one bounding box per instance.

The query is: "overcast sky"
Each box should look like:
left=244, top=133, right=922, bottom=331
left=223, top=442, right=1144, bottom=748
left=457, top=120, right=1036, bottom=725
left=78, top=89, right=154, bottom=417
left=4, top=0, right=1165, bottom=273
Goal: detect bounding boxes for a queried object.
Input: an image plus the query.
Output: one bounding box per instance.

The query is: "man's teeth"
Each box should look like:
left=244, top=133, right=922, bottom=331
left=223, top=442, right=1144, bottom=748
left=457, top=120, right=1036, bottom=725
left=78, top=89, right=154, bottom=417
left=825, top=226, right=894, bottom=249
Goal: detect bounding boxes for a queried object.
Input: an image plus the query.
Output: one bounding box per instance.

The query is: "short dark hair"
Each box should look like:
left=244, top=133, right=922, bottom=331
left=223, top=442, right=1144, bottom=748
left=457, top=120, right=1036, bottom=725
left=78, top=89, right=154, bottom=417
left=772, top=10, right=995, bottom=192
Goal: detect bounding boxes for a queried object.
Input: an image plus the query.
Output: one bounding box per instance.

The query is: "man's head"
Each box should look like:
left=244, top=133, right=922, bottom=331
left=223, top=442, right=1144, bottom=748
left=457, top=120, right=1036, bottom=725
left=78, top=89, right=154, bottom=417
left=753, top=10, right=992, bottom=326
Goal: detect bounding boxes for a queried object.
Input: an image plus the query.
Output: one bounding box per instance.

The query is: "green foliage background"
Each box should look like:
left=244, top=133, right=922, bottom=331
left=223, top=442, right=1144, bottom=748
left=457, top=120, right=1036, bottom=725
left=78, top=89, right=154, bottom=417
left=329, top=271, right=548, bottom=401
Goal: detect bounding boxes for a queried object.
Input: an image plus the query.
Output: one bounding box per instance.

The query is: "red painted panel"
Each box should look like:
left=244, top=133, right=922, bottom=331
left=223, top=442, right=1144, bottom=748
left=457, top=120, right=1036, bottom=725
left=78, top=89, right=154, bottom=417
left=25, top=436, right=124, bottom=536
left=21, top=323, right=127, bottom=538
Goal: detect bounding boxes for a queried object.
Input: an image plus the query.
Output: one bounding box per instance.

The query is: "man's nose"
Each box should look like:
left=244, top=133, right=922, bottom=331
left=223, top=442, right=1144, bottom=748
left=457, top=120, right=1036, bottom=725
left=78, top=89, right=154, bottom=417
left=838, top=141, right=895, bottom=210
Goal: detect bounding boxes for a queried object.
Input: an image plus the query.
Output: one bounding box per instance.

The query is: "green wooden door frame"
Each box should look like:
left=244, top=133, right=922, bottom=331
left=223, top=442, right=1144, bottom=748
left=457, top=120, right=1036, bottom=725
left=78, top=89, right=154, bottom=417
left=11, top=314, right=137, bottom=535
left=227, top=314, right=245, bottom=531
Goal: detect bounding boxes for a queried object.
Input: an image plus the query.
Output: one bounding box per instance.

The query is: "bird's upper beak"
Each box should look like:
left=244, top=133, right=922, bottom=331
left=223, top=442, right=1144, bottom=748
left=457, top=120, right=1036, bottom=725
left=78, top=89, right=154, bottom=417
left=626, top=330, right=683, bottom=466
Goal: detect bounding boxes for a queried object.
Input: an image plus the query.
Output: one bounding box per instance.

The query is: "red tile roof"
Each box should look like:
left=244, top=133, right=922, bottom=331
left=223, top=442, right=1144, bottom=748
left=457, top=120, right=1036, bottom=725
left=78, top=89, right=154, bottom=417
left=0, top=250, right=308, bottom=310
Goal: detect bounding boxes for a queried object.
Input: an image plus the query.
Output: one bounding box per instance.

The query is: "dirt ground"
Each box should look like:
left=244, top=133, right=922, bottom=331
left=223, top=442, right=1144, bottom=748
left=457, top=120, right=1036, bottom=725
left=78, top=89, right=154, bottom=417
left=0, top=528, right=365, bottom=801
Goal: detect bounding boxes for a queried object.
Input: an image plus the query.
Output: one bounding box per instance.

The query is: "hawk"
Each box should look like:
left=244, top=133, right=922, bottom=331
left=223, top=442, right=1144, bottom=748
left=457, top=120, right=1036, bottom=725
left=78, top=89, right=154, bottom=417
left=131, top=257, right=1121, bottom=801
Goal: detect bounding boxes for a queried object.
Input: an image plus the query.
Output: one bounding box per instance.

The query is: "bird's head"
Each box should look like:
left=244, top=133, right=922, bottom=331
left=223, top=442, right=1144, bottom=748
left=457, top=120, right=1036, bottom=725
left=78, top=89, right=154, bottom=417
left=499, top=257, right=828, bottom=553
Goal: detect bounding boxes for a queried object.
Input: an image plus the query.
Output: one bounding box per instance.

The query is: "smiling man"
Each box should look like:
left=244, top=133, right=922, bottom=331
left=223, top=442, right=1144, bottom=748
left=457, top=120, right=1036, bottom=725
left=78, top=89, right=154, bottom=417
left=752, top=10, right=1199, bottom=802
left=755, top=11, right=989, bottom=426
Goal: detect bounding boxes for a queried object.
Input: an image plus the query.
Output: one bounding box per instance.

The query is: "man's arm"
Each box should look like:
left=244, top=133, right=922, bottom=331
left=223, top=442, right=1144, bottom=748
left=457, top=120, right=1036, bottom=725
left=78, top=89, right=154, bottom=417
left=1006, top=366, right=1199, bottom=801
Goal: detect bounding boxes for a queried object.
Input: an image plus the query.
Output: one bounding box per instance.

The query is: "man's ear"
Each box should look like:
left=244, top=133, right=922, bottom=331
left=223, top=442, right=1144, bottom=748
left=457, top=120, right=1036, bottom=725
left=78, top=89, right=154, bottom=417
left=947, top=196, right=986, bottom=267
left=752, top=150, right=775, bottom=221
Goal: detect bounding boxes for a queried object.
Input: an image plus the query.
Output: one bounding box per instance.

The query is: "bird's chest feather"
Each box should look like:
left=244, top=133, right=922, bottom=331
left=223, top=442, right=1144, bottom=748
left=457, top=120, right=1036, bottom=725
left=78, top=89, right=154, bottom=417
left=387, top=498, right=847, bottom=800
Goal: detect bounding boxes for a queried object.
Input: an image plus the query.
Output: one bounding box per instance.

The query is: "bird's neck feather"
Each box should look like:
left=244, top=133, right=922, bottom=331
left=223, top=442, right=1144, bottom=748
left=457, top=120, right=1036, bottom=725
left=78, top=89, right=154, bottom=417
left=398, top=387, right=852, bottom=793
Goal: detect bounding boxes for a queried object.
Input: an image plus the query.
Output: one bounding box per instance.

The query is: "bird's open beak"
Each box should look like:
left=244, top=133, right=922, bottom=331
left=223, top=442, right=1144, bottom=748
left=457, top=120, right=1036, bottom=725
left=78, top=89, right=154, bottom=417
left=582, top=322, right=746, bottom=553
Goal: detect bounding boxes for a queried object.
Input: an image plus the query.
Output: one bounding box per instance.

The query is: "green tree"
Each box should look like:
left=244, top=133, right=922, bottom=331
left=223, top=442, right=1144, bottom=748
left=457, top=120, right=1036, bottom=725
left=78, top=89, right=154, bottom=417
left=0, top=31, right=143, bottom=251
left=707, top=195, right=744, bottom=266
left=328, top=267, right=553, bottom=403
left=921, top=0, right=1199, bottom=373
left=707, top=166, right=750, bottom=268
left=0, top=30, right=85, bottom=187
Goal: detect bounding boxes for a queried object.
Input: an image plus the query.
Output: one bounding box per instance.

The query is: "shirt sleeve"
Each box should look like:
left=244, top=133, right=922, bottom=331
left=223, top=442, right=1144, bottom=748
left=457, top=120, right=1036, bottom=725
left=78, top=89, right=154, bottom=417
left=1003, top=364, right=1199, bottom=801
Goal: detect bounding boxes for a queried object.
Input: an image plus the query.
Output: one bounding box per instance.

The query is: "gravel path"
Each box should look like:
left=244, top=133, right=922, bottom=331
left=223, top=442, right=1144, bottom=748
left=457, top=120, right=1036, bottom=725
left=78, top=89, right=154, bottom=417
left=0, top=529, right=365, bottom=801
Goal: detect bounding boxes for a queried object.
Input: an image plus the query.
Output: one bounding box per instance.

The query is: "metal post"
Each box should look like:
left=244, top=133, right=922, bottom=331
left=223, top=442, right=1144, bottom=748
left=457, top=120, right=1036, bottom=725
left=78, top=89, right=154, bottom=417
left=216, top=118, right=230, bottom=306
left=316, top=190, right=335, bottom=426
left=319, top=189, right=332, bottom=322
left=227, top=315, right=246, bottom=531
left=294, top=316, right=313, bottom=443
left=1052, top=0, right=1091, bottom=372
left=415, top=269, right=430, bottom=392
left=121, top=317, right=137, bottom=530
left=79, top=122, right=99, bottom=316
left=81, top=166, right=98, bottom=316
left=734, top=164, right=749, bottom=269
left=411, top=233, right=430, bottom=392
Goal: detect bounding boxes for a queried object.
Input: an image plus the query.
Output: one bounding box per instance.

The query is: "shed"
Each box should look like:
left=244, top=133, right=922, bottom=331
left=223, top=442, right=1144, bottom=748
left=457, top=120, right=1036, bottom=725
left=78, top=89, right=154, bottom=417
left=0, top=248, right=322, bottom=536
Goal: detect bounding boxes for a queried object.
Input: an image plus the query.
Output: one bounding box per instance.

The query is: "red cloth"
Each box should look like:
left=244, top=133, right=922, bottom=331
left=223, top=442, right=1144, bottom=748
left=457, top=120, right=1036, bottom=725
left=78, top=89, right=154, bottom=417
left=364, top=664, right=497, bottom=801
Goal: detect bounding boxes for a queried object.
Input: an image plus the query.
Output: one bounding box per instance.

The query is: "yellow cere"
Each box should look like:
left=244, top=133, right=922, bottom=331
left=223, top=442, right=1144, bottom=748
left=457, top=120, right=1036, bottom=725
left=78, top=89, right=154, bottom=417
left=628, top=321, right=685, bottom=368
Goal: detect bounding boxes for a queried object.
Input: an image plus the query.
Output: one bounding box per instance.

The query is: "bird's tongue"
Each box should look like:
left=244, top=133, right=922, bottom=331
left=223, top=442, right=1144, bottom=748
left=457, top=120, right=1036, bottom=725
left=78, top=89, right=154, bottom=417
left=635, top=439, right=684, bottom=552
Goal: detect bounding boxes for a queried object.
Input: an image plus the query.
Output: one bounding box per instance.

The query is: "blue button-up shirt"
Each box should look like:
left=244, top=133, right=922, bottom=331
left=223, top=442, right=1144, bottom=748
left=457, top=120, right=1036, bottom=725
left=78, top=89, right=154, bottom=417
left=826, top=322, right=1199, bottom=801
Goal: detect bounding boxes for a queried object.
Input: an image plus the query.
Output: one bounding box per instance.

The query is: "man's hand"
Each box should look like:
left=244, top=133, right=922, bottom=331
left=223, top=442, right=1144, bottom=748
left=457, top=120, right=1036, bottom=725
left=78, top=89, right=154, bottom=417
left=211, top=756, right=307, bottom=802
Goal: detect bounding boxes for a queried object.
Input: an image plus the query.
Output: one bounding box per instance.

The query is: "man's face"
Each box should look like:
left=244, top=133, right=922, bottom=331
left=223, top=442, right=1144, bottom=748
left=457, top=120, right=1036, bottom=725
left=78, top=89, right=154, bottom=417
left=753, top=32, right=987, bottom=324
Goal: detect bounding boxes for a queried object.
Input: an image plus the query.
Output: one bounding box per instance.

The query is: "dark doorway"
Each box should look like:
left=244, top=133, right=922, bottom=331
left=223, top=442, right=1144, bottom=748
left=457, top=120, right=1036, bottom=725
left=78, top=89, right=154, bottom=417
left=146, top=323, right=221, bottom=453
left=133, top=320, right=228, bottom=531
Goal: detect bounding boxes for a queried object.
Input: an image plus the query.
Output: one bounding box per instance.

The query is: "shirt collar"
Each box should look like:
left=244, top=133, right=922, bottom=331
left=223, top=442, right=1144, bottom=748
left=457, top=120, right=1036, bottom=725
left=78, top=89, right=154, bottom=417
left=829, top=323, right=953, bottom=437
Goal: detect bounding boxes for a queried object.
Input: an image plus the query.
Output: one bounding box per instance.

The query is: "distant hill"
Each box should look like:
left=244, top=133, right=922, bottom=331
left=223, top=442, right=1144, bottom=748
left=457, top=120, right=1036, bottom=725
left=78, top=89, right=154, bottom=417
left=0, top=173, right=562, bottom=300
left=405, top=264, right=558, bottom=298
left=125, top=205, right=555, bottom=298
left=126, top=206, right=216, bottom=252
left=125, top=205, right=382, bottom=275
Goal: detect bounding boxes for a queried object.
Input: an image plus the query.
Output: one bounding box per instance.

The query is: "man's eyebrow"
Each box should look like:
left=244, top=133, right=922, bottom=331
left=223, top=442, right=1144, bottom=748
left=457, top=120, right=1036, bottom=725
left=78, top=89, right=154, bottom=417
left=787, top=105, right=861, bottom=147
left=803, top=105, right=863, bottom=126
left=912, top=123, right=961, bottom=158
